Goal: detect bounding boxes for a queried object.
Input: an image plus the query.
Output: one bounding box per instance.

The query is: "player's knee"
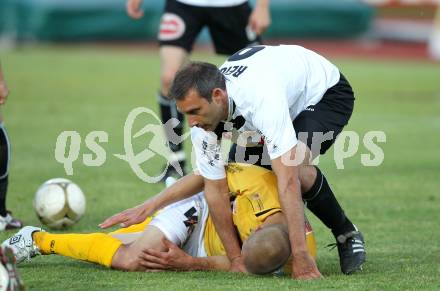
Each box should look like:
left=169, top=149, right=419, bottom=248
left=124, top=258, right=141, bottom=272
left=116, top=256, right=141, bottom=272
left=298, top=165, right=317, bottom=193
left=111, top=247, right=141, bottom=272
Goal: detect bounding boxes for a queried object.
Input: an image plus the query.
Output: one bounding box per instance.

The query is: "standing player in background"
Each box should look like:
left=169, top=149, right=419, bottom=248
left=126, top=0, right=271, bottom=181
left=0, top=62, right=23, bottom=231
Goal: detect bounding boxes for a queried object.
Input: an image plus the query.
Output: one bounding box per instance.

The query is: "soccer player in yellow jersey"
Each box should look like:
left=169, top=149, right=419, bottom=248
left=2, top=164, right=316, bottom=275
left=124, top=163, right=317, bottom=273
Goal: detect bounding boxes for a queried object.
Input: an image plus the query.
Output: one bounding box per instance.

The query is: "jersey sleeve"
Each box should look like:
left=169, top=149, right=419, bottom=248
left=190, top=127, right=226, bottom=180
left=251, top=85, right=298, bottom=160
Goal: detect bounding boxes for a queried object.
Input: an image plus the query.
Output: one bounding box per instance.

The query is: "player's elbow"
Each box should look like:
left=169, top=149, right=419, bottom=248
left=111, top=248, right=143, bottom=272
left=118, top=257, right=141, bottom=272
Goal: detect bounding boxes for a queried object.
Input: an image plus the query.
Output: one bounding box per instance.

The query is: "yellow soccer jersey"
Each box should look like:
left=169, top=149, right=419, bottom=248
left=204, top=163, right=317, bottom=260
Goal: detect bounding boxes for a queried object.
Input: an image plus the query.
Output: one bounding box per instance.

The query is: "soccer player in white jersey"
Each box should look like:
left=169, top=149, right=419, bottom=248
left=101, top=45, right=366, bottom=278
left=125, top=0, right=270, bottom=182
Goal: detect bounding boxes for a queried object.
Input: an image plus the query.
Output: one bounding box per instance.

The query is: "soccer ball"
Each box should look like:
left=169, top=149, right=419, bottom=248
left=34, top=178, right=86, bottom=229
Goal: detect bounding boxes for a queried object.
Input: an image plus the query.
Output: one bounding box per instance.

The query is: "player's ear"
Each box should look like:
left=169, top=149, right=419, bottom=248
left=211, top=88, right=224, bottom=104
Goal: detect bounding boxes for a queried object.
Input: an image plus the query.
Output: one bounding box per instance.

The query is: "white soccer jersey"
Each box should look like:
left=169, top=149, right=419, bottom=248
left=192, top=45, right=340, bottom=180
left=149, top=192, right=209, bottom=257
left=177, top=0, right=247, bottom=7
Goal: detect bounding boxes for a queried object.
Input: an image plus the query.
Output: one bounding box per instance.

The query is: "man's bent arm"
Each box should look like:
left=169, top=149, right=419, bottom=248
left=139, top=237, right=231, bottom=272
left=149, top=173, right=204, bottom=210
left=250, top=0, right=271, bottom=35
left=271, top=147, right=321, bottom=279
left=100, top=173, right=204, bottom=228
left=204, top=178, right=244, bottom=271
left=187, top=256, right=230, bottom=271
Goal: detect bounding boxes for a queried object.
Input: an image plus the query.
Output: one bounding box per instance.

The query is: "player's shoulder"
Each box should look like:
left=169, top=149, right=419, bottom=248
left=220, top=45, right=298, bottom=81
left=220, top=45, right=272, bottom=68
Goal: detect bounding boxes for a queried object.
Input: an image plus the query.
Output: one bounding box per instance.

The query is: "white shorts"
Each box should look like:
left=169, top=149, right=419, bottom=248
left=149, top=193, right=209, bottom=257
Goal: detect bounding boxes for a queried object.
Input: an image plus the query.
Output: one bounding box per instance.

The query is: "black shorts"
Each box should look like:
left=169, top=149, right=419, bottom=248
left=293, top=73, right=355, bottom=156
left=158, top=0, right=261, bottom=54
left=229, top=73, right=355, bottom=167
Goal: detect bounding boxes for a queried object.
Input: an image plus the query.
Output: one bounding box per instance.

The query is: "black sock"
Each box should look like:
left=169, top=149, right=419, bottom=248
left=303, top=166, right=355, bottom=237
left=158, top=93, right=185, bottom=173
left=0, top=177, right=7, bottom=216
left=0, top=124, right=10, bottom=217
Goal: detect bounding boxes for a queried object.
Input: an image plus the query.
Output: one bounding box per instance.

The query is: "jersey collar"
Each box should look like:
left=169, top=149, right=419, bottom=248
left=224, top=97, right=235, bottom=122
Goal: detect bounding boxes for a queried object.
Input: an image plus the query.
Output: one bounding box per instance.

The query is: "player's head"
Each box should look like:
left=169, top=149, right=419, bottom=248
left=241, top=224, right=291, bottom=275
left=170, top=61, right=226, bottom=102
left=169, top=62, right=228, bottom=131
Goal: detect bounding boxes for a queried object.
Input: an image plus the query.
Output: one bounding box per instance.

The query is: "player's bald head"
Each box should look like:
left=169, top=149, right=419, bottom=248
left=242, top=224, right=291, bottom=275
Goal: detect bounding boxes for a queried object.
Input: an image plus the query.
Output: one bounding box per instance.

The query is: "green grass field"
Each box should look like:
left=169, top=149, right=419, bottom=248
left=1, top=45, right=440, bottom=290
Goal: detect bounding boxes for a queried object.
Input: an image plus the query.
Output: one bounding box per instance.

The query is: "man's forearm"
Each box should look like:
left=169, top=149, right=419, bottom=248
left=278, top=182, right=308, bottom=254
left=204, top=180, right=242, bottom=261
left=149, top=173, right=204, bottom=210
left=272, top=158, right=309, bottom=254
left=187, top=256, right=230, bottom=271
left=255, top=0, right=269, bottom=9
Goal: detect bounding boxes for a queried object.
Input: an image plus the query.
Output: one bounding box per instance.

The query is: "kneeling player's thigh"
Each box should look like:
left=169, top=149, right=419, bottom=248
left=293, top=112, right=341, bottom=157
left=128, top=225, right=167, bottom=253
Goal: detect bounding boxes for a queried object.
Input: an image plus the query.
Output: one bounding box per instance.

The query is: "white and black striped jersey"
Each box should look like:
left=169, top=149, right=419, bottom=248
left=192, top=45, right=340, bottom=180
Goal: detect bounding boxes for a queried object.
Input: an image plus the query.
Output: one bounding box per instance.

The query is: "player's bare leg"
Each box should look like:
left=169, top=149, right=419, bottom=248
left=111, top=225, right=167, bottom=271
left=160, top=46, right=188, bottom=96
left=157, top=46, right=189, bottom=180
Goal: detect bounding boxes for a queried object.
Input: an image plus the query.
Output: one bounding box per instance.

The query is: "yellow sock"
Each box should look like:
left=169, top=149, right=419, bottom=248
left=33, top=232, right=122, bottom=268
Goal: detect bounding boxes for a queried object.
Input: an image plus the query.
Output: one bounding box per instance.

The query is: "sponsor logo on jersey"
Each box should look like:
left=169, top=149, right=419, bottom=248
left=256, top=129, right=277, bottom=151
left=183, top=207, right=198, bottom=235
left=50, top=240, right=56, bottom=254
left=251, top=193, right=261, bottom=200
left=158, top=13, right=185, bottom=41
left=9, top=235, right=21, bottom=245
left=201, top=140, right=221, bottom=167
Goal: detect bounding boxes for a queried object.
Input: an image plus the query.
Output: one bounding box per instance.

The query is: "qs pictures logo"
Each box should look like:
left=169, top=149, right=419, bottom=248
left=54, top=107, right=190, bottom=183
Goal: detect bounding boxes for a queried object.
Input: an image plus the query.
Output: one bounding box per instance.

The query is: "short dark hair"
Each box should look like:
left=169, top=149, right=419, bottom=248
left=169, top=61, right=226, bottom=102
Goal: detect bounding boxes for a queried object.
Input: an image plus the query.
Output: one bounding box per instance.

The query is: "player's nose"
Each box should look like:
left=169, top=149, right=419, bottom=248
left=188, top=116, right=199, bottom=127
